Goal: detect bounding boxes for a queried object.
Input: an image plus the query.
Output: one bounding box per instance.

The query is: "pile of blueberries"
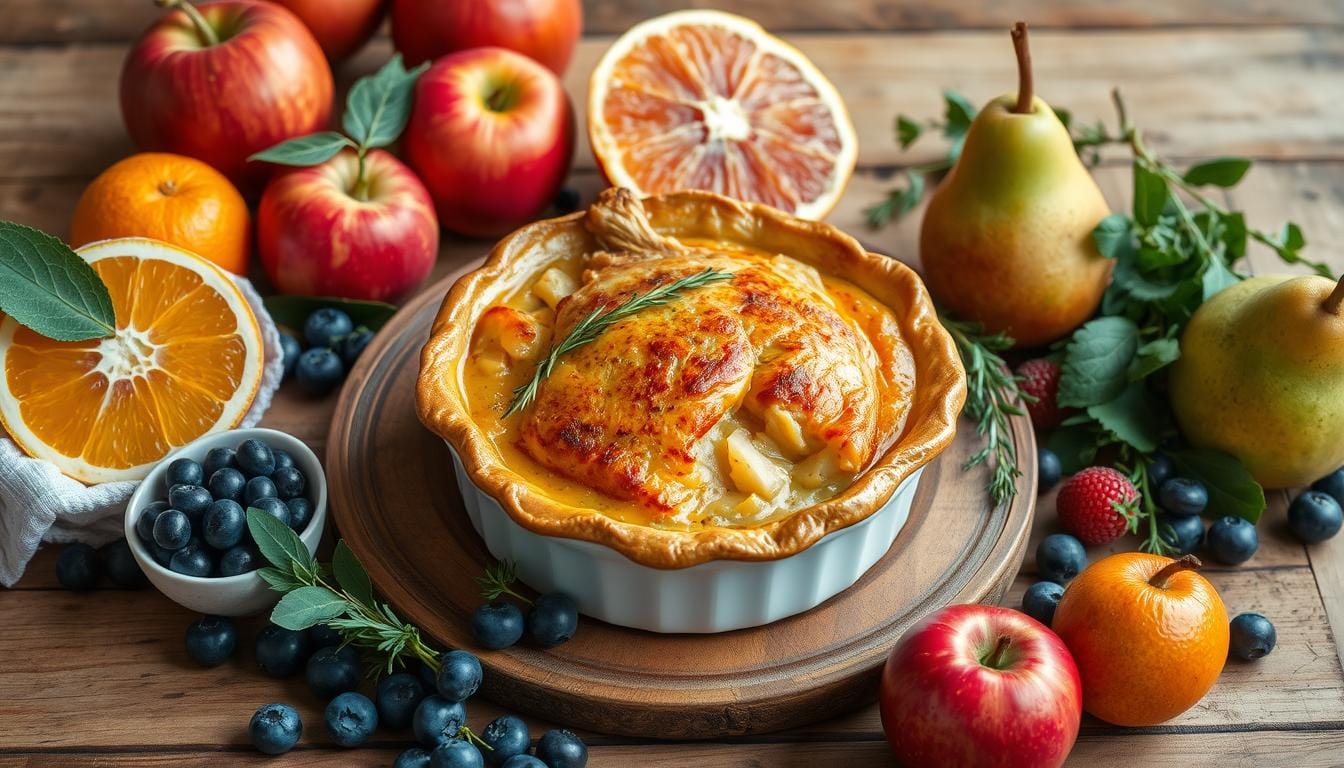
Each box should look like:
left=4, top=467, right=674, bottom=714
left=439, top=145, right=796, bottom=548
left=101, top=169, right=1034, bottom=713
left=132, top=438, right=314, bottom=578
left=472, top=592, right=579, bottom=652
left=54, top=538, right=147, bottom=591
left=280, top=307, right=375, bottom=397
left=179, top=615, right=586, bottom=766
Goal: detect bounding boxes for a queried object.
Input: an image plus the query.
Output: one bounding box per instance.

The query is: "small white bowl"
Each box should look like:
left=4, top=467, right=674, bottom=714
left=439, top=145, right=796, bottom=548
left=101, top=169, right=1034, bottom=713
left=123, top=427, right=327, bottom=616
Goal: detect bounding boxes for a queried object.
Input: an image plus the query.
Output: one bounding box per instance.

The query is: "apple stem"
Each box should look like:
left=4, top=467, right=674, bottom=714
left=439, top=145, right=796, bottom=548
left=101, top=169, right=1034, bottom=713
left=1011, top=22, right=1034, bottom=114
left=1325, top=275, right=1344, bottom=316
left=155, top=0, right=219, bottom=47
left=351, top=149, right=371, bottom=202
left=1149, top=554, right=1202, bottom=589
left=981, top=635, right=1013, bottom=669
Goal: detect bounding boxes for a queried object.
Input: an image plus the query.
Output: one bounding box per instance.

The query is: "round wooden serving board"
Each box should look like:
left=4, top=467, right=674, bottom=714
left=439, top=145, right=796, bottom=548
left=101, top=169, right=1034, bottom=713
left=328, top=266, right=1037, bottom=739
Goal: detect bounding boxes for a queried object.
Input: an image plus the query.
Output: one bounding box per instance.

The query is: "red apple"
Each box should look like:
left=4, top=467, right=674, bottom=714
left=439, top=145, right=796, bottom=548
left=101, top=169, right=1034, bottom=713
left=391, top=0, right=581, bottom=74
left=880, top=604, right=1082, bottom=768
left=121, top=0, right=334, bottom=190
left=266, top=0, right=388, bottom=62
left=403, top=47, right=574, bottom=239
left=257, top=149, right=438, bottom=302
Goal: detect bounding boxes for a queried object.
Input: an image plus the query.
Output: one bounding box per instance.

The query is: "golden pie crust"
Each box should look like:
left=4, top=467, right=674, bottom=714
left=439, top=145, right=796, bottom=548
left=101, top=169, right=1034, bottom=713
left=417, top=189, right=966, bottom=569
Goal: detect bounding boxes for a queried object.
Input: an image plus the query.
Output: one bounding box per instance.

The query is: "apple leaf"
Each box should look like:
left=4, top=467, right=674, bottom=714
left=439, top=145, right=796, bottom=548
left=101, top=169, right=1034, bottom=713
left=1058, top=316, right=1140, bottom=408
left=1168, top=448, right=1266, bottom=524
left=249, top=132, right=355, bottom=166
left=0, top=221, right=116, bottom=341
left=344, top=54, right=431, bottom=151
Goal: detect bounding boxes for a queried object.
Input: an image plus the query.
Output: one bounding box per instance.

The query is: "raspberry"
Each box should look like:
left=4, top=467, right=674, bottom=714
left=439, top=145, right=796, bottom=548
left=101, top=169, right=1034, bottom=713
left=1016, top=358, right=1064, bottom=432
left=1055, top=466, right=1139, bottom=545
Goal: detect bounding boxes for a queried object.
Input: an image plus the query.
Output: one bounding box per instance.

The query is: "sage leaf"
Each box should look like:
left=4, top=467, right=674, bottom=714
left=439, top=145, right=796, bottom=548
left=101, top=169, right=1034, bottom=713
left=0, top=222, right=116, bottom=341
left=1128, top=337, right=1181, bottom=380
left=271, top=586, right=348, bottom=631
left=249, top=132, right=354, bottom=166
left=1058, top=317, right=1140, bottom=408
left=1086, top=383, right=1162, bottom=453
left=333, top=541, right=374, bottom=608
left=896, top=115, right=921, bottom=149
left=1132, top=162, right=1169, bottom=227
left=344, top=55, right=429, bottom=150
left=264, top=294, right=397, bottom=332
left=247, top=507, right=314, bottom=579
left=1092, top=214, right=1132, bottom=259
left=257, top=566, right=305, bottom=593
left=1169, top=449, right=1266, bottom=523
left=1183, top=157, right=1251, bottom=188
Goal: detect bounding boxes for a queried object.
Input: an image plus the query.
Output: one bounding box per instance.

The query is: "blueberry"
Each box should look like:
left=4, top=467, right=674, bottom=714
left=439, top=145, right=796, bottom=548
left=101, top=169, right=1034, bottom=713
left=250, top=703, right=302, bottom=755
left=308, top=623, right=343, bottom=650
left=270, top=466, right=307, bottom=500
left=168, top=484, right=213, bottom=520
left=169, top=542, right=213, bottom=577
left=1313, top=467, right=1344, bottom=507
left=436, top=649, right=482, bottom=702
left=1157, top=513, right=1205, bottom=556
left=1034, top=533, right=1087, bottom=583
left=185, top=615, right=237, bottom=666
left=1206, top=516, right=1259, bottom=565
left=554, top=186, right=581, bottom=214
left=135, top=500, right=169, bottom=544
left=218, top=544, right=260, bottom=576
left=1146, top=452, right=1176, bottom=489
left=396, top=747, right=433, bottom=768
left=165, top=457, right=204, bottom=489
left=413, top=695, right=467, bottom=747
left=1287, top=490, right=1343, bottom=544
left=431, top=739, right=485, bottom=768
left=286, top=497, right=314, bottom=532
left=203, top=446, right=238, bottom=477
left=481, top=714, right=529, bottom=766
left=236, top=438, right=276, bottom=478
left=203, top=499, right=246, bottom=550
left=1158, top=477, right=1208, bottom=517
left=501, top=757, right=547, bottom=768
left=307, top=644, right=361, bottom=700
left=296, top=347, right=345, bottom=396
left=273, top=448, right=296, bottom=471
left=280, top=330, right=303, bottom=380
left=304, top=307, right=354, bottom=348
left=1229, top=612, right=1277, bottom=661
left=472, top=601, right=525, bottom=650
left=336, top=328, right=374, bottom=367
left=153, top=509, right=192, bottom=550
left=207, top=467, right=246, bottom=503
left=150, top=544, right=176, bottom=567
left=56, top=543, right=100, bottom=591
left=99, top=539, right=147, bottom=588
left=256, top=624, right=310, bottom=677
left=244, top=476, right=279, bottom=506
left=1037, top=448, right=1062, bottom=494
left=527, top=592, right=579, bottom=648
left=535, top=729, right=588, bottom=768
left=325, top=691, right=378, bottom=748
left=1020, top=580, right=1064, bottom=627
left=250, top=497, right=292, bottom=527
left=372, top=671, right=425, bottom=732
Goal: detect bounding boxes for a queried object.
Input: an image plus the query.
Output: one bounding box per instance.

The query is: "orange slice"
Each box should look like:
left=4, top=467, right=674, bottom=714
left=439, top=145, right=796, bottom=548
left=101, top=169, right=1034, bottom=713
left=588, top=10, right=858, bottom=220
left=0, top=238, right=264, bottom=484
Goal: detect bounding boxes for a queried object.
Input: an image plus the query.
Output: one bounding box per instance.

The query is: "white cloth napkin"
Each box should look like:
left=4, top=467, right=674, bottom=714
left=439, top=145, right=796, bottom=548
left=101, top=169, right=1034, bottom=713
left=0, top=276, right=285, bottom=587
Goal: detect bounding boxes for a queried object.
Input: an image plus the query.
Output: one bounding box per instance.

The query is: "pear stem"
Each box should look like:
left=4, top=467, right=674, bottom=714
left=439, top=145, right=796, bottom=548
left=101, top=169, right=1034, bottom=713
left=1011, top=22, right=1034, bottom=114
left=155, top=0, right=219, bottom=47
left=1149, top=554, right=1202, bottom=589
left=1326, top=275, right=1344, bottom=316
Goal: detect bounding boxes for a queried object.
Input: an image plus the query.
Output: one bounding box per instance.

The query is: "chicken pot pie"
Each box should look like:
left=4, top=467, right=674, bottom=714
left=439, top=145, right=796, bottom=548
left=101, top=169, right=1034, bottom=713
left=418, top=189, right=965, bottom=569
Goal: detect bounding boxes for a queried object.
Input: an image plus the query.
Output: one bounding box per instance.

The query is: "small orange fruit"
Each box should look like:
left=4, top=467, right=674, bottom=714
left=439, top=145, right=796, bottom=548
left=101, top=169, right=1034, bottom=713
left=70, top=153, right=251, bottom=274
left=0, top=238, right=265, bottom=484
left=1052, top=553, right=1229, bottom=726
left=588, top=10, right=857, bottom=220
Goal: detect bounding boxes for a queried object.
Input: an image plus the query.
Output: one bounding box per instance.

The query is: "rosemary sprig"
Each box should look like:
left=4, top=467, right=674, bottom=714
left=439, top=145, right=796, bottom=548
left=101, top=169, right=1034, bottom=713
left=477, top=560, right=531, bottom=604
left=504, top=267, right=734, bottom=417
left=941, top=316, right=1031, bottom=506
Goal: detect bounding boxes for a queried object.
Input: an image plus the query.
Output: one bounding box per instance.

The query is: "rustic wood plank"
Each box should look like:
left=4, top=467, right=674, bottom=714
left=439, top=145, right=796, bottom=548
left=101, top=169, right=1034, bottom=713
left=3, top=29, right=1344, bottom=182
left=5, top=0, right=1344, bottom=44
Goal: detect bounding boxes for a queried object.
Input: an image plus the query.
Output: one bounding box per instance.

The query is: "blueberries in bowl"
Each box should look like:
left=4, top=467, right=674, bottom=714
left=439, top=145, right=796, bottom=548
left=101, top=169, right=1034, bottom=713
left=218, top=544, right=260, bottom=577
left=207, top=467, right=246, bottom=503
left=202, top=446, right=237, bottom=477
left=236, top=438, right=276, bottom=478
left=169, top=542, right=213, bottom=577
left=165, top=457, right=204, bottom=489
left=153, top=509, right=192, bottom=551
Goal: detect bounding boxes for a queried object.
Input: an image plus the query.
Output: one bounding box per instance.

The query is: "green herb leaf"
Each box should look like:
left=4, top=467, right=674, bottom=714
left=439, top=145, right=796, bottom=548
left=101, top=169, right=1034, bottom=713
left=942, top=90, right=976, bottom=138
left=1201, top=255, right=1241, bottom=300
left=1046, top=426, right=1102, bottom=475
left=344, top=55, right=429, bottom=150
left=1276, top=222, right=1306, bottom=252
left=1052, top=107, right=1072, bottom=131
left=1128, top=336, right=1181, bottom=379
left=1087, top=383, right=1162, bottom=453
left=256, top=566, right=306, bottom=592
left=1092, top=214, right=1132, bottom=259
left=1168, top=448, right=1266, bottom=523
left=1132, top=162, right=1170, bottom=227
left=0, top=222, right=116, bottom=341
left=248, top=132, right=354, bottom=166
left=1058, top=317, right=1140, bottom=408
left=333, top=541, right=374, bottom=608
left=271, top=585, right=348, bottom=631
left=863, top=170, right=925, bottom=228
left=1183, top=157, right=1251, bottom=188
left=263, top=295, right=398, bottom=331
left=247, top=507, right=315, bottom=580
left=896, top=116, right=922, bottom=148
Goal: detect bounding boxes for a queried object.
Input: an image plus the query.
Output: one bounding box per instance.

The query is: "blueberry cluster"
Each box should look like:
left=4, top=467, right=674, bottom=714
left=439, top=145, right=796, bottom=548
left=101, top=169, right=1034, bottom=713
left=53, top=539, right=148, bottom=591
left=280, top=307, right=375, bottom=397
left=131, top=438, right=314, bottom=578
left=473, top=593, right=579, bottom=652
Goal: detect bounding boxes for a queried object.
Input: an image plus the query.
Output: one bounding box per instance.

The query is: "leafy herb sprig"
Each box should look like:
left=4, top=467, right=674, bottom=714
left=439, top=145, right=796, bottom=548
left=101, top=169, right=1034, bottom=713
left=247, top=508, right=442, bottom=675
left=505, top=268, right=735, bottom=416
left=0, top=221, right=115, bottom=342
left=477, top=560, right=531, bottom=604
left=250, top=55, right=428, bottom=201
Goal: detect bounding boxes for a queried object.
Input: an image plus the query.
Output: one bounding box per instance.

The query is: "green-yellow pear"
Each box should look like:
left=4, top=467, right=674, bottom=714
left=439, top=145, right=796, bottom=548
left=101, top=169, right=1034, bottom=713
left=920, top=23, right=1111, bottom=348
left=1170, top=275, right=1344, bottom=489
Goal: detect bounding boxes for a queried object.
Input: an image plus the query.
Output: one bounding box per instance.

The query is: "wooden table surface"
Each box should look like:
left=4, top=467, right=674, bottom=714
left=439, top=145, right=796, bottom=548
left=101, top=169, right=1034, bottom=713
left=4, top=1, right=1344, bottom=766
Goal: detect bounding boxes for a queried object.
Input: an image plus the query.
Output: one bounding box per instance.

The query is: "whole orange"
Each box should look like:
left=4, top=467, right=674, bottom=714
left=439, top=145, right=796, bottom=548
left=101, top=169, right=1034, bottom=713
left=70, top=153, right=250, bottom=274
left=1052, top=553, right=1229, bottom=726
